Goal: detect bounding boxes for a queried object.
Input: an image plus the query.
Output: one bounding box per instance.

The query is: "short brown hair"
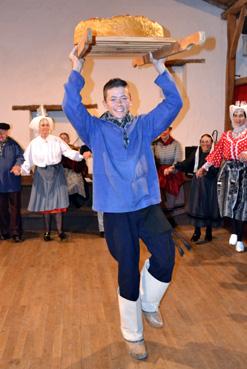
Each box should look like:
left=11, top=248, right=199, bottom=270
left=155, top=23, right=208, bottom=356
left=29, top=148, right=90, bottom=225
left=103, top=78, right=128, bottom=101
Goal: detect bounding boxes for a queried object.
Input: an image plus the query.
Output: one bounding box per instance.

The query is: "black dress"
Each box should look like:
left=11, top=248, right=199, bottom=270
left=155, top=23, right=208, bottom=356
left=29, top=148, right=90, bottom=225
left=175, top=149, right=221, bottom=227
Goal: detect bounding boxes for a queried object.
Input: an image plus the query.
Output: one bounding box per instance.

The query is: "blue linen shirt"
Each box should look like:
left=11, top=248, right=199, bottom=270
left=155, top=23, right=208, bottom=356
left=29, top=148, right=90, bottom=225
left=63, top=70, right=182, bottom=212
left=0, top=138, right=24, bottom=193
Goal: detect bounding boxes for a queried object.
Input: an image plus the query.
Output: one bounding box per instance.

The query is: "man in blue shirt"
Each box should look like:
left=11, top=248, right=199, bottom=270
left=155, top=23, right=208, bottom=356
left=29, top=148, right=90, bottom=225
left=0, top=123, right=24, bottom=242
left=63, top=48, right=183, bottom=360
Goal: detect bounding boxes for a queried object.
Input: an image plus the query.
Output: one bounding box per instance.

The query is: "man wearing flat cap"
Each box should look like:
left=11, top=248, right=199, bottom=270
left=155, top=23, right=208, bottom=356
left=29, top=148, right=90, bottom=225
left=0, top=122, right=24, bottom=242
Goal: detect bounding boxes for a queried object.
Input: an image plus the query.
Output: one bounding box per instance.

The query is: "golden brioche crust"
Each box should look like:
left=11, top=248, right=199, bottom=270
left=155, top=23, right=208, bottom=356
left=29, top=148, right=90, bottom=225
left=74, top=15, right=168, bottom=44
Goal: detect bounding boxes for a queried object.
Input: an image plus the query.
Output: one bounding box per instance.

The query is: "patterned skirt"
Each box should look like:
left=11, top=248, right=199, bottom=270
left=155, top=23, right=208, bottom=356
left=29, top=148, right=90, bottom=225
left=217, top=160, right=247, bottom=221
left=28, top=163, right=69, bottom=212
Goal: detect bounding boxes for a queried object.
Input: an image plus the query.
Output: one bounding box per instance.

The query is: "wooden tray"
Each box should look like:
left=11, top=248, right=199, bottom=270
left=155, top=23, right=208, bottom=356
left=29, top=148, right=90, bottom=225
left=76, top=29, right=176, bottom=56
left=76, top=29, right=206, bottom=67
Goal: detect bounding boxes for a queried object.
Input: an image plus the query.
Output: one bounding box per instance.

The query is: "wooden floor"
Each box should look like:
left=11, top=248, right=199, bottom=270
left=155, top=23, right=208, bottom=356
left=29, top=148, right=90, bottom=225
left=0, top=226, right=246, bottom=369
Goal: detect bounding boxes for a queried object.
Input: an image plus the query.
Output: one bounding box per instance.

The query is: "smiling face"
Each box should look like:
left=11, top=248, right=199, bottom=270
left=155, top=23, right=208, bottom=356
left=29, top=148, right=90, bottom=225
left=232, top=110, right=246, bottom=128
left=103, top=86, right=131, bottom=120
left=200, top=135, right=213, bottom=153
left=39, top=118, right=51, bottom=138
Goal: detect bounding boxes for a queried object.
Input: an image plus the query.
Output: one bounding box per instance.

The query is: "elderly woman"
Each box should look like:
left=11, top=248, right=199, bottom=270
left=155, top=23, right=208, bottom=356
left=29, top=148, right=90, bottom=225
left=197, top=103, right=247, bottom=252
left=165, top=134, right=221, bottom=242
left=22, top=116, right=83, bottom=241
left=153, top=126, right=185, bottom=226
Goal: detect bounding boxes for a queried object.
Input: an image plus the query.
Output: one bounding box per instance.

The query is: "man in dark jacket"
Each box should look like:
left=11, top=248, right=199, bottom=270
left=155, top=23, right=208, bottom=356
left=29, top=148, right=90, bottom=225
left=0, top=122, right=24, bottom=242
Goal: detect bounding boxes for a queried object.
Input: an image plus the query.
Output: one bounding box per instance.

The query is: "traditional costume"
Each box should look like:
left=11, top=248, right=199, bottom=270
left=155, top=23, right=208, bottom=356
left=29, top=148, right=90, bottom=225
left=63, top=69, right=182, bottom=348
left=175, top=136, right=221, bottom=241
left=203, top=103, right=247, bottom=252
left=22, top=116, right=83, bottom=240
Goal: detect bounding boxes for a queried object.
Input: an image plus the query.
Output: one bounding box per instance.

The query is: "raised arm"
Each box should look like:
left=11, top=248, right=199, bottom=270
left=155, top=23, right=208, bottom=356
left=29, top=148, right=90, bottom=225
left=69, top=46, right=85, bottom=74
left=141, top=54, right=183, bottom=140
left=149, top=53, right=167, bottom=75
left=62, top=47, right=100, bottom=146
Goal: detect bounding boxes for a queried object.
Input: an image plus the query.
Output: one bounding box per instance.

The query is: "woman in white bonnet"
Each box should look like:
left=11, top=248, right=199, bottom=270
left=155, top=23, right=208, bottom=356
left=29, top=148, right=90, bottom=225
left=22, top=115, right=83, bottom=241
left=197, top=102, right=247, bottom=252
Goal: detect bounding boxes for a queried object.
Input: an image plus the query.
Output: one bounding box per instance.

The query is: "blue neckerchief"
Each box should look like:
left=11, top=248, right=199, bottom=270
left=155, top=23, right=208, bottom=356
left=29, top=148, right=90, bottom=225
left=100, top=111, right=134, bottom=148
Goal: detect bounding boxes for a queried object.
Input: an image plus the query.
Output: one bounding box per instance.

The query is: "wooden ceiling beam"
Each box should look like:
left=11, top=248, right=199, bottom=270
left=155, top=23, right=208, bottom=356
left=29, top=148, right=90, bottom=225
left=225, top=13, right=236, bottom=130
left=230, top=6, right=247, bottom=58
left=12, top=104, right=97, bottom=112
left=166, top=58, right=205, bottom=66
left=222, top=0, right=247, bottom=19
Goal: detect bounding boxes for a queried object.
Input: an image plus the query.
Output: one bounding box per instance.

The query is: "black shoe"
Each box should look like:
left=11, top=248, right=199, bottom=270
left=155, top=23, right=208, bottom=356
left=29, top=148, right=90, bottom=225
left=99, top=231, right=105, bottom=238
left=191, top=232, right=201, bottom=242
left=0, top=233, right=11, bottom=240
left=58, top=232, right=67, bottom=241
left=204, top=233, right=212, bottom=242
left=12, top=235, right=22, bottom=243
left=205, top=226, right=212, bottom=242
left=43, top=232, right=51, bottom=241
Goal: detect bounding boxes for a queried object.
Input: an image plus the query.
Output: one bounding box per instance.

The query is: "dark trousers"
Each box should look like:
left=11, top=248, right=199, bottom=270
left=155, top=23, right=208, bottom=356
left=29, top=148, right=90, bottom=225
left=0, top=192, right=22, bottom=237
left=232, top=218, right=244, bottom=241
left=104, top=205, right=175, bottom=301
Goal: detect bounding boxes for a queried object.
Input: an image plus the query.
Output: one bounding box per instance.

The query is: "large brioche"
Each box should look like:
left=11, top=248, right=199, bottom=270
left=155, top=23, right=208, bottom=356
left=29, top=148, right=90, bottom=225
left=74, top=15, right=168, bottom=44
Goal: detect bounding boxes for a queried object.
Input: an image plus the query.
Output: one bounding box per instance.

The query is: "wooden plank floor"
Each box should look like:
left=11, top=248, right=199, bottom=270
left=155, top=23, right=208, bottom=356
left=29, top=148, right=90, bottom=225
left=0, top=226, right=246, bottom=369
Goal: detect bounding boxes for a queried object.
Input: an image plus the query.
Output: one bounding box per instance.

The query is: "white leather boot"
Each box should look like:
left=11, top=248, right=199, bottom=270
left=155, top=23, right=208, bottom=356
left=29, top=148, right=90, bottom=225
left=118, top=292, right=147, bottom=360
left=140, top=259, right=170, bottom=328
left=229, top=233, right=238, bottom=245
left=235, top=241, right=245, bottom=252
